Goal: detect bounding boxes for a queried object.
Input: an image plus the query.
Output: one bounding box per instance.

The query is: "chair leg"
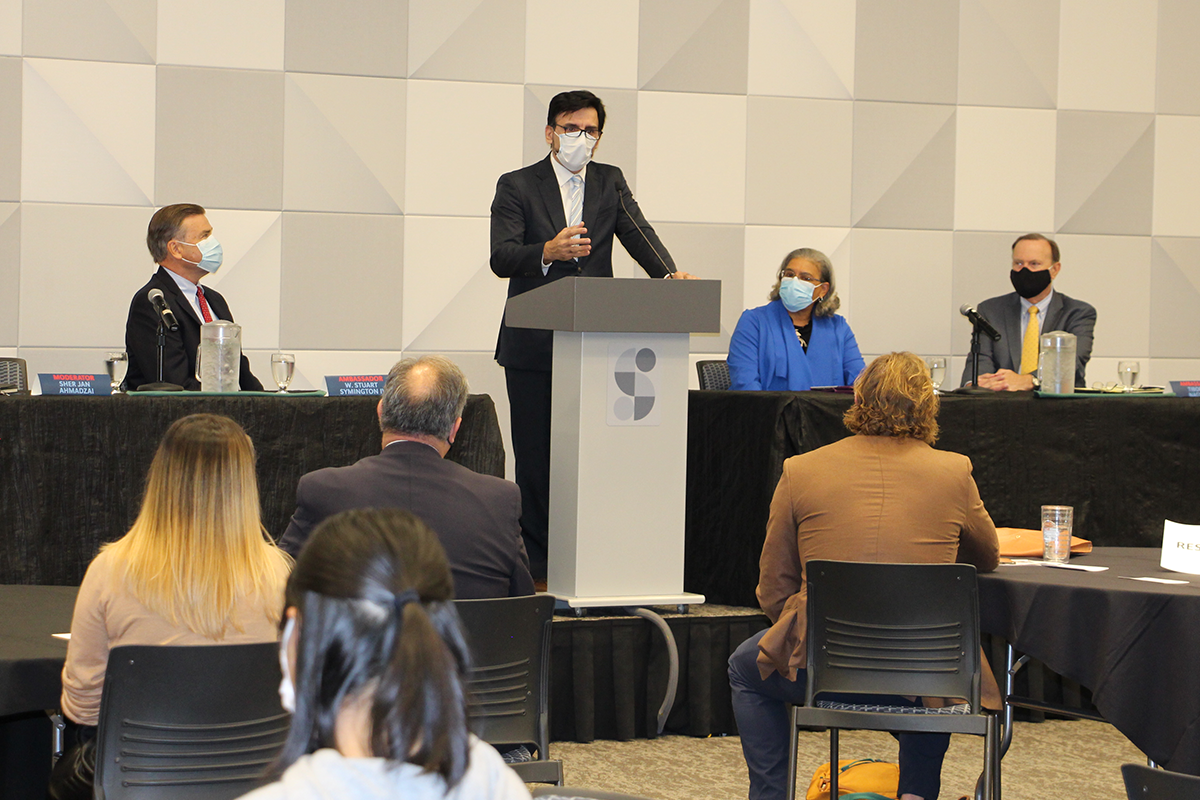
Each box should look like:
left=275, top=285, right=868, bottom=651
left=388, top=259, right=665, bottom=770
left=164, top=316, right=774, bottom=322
left=47, top=711, right=65, bottom=766
left=786, top=707, right=800, bottom=800
left=829, top=728, right=839, bottom=800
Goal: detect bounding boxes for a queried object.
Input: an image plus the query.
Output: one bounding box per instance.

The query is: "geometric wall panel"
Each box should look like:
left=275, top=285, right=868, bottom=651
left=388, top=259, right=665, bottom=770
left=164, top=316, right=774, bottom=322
left=745, top=96, right=852, bottom=227
left=1153, top=115, right=1200, bottom=237
left=409, top=0, right=524, bottom=83
left=747, top=0, right=855, bottom=99
left=639, top=0, right=749, bottom=94
left=0, top=57, right=18, bottom=201
left=22, top=58, right=155, bottom=206
left=850, top=228, right=954, bottom=357
left=155, top=67, right=285, bottom=210
left=157, top=0, right=284, bottom=71
left=1058, top=0, right=1157, bottom=113
left=283, top=74, right=405, bottom=214
left=521, top=85, right=639, bottom=191
left=957, top=0, right=1057, bottom=108
left=403, top=215, right=497, bottom=351
left=853, top=101, right=956, bottom=230
left=200, top=210, right=282, bottom=351
left=955, top=106, right=1055, bottom=233
left=0, top=203, right=17, bottom=346
left=405, top=80, right=524, bottom=217
left=23, top=0, right=154, bottom=64
left=1157, top=0, right=1200, bottom=115
left=855, top=0, right=958, bottom=104
left=1055, top=111, right=1154, bottom=235
left=526, top=0, right=638, bottom=89
left=1056, top=233, right=1151, bottom=360
left=637, top=91, right=746, bottom=224
left=951, top=230, right=1023, bottom=358
left=652, top=222, right=744, bottom=353
left=284, top=0, right=406, bottom=78
left=19, top=203, right=152, bottom=348
left=1151, top=237, right=1200, bottom=358
left=0, top=0, right=18, bottom=56
left=279, top=212, right=404, bottom=351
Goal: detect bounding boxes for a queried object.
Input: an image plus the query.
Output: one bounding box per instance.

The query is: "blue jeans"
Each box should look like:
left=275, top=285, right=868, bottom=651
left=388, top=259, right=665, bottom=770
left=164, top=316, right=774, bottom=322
left=728, top=629, right=950, bottom=800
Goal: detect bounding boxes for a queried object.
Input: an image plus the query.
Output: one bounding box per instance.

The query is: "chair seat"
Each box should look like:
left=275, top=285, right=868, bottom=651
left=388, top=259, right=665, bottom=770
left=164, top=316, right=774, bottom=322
left=816, top=700, right=971, bottom=715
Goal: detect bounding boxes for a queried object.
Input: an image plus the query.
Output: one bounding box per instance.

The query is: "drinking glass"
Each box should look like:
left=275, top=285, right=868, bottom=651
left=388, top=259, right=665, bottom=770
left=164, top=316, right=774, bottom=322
left=926, top=357, right=947, bottom=390
left=105, top=352, right=128, bottom=394
left=1042, top=505, right=1073, bottom=564
left=271, top=353, right=295, bottom=393
left=1117, top=361, right=1140, bottom=389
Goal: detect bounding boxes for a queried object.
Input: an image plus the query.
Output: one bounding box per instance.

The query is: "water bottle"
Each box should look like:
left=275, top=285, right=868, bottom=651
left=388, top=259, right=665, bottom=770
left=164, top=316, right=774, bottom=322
left=1038, top=331, right=1076, bottom=394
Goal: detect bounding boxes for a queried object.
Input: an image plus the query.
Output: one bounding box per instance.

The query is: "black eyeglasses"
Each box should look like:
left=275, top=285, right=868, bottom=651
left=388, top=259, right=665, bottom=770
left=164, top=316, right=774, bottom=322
left=555, top=124, right=601, bottom=141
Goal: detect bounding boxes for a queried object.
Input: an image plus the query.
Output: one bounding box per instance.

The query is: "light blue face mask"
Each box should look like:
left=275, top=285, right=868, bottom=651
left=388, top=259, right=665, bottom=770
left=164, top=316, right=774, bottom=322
left=779, top=277, right=816, bottom=312
left=174, top=236, right=224, bottom=274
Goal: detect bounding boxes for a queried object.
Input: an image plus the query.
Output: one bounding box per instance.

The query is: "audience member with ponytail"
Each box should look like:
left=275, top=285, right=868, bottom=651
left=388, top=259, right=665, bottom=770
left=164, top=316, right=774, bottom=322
left=238, top=508, right=530, bottom=800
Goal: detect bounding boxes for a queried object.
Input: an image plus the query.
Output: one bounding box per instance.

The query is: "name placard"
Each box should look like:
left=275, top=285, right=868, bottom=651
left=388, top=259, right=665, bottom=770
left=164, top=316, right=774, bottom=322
left=39, top=374, right=111, bottom=396
left=325, top=375, right=386, bottom=396
left=1170, top=381, right=1200, bottom=398
left=1161, top=520, right=1200, bottom=575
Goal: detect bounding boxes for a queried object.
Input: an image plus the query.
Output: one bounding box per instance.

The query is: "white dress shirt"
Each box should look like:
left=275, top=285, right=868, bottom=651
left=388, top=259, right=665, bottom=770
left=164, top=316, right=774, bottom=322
left=1019, top=287, right=1054, bottom=338
left=165, top=269, right=223, bottom=324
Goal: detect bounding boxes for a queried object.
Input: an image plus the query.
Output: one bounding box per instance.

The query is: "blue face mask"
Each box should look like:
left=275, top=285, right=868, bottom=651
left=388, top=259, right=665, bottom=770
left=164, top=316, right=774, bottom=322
left=779, top=277, right=816, bottom=312
left=174, top=236, right=223, bottom=274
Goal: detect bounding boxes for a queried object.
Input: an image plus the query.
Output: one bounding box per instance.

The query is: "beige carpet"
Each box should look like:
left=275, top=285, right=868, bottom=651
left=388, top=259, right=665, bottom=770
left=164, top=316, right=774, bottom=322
left=546, top=719, right=1145, bottom=799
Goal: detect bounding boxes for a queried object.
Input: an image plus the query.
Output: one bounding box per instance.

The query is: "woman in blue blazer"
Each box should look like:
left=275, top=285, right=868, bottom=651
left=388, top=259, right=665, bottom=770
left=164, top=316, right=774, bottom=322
left=728, top=248, right=865, bottom=391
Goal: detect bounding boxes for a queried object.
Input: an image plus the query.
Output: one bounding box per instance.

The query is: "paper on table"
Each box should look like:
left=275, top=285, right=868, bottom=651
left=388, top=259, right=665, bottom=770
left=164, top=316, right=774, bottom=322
left=1119, top=576, right=1191, bottom=585
left=1003, top=559, right=1108, bottom=572
left=53, top=633, right=70, bottom=640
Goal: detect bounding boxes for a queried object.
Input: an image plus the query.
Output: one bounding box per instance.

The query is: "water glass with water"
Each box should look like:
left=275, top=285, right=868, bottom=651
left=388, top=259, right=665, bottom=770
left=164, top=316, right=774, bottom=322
left=1042, top=505, right=1073, bottom=563
left=105, top=352, right=128, bottom=394
left=271, top=353, right=295, bottom=393
left=1117, top=361, right=1140, bottom=389
left=926, top=357, right=947, bottom=390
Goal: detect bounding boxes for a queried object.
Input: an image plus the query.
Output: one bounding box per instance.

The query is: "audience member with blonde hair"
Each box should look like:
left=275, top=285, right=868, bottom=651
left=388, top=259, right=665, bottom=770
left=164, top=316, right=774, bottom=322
left=50, top=414, right=291, bottom=800
left=728, top=352, right=1000, bottom=800
left=238, top=508, right=530, bottom=800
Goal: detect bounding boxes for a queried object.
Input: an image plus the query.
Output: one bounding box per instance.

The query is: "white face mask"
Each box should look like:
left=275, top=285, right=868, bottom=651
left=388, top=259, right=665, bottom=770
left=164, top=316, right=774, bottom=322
left=554, top=131, right=595, bottom=173
left=278, top=616, right=296, bottom=714
left=173, top=236, right=223, bottom=274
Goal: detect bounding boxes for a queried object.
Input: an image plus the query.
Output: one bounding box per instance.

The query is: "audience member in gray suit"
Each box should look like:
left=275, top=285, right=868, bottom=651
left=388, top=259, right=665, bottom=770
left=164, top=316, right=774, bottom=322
left=960, top=233, right=1096, bottom=391
left=279, top=356, right=535, bottom=599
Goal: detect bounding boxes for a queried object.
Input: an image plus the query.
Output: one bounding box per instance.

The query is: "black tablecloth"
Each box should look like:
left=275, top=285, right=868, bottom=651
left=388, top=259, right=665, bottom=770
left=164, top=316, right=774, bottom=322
left=686, top=391, right=1200, bottom=607
left=0, top=586, right=76, bottom=717
left=979, top=547, right=1200, bottom=773
left=0, top=394, right=504, bottom=585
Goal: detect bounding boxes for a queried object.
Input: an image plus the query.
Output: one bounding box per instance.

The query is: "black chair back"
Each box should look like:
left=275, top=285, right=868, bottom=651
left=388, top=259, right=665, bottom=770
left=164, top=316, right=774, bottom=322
left=94, top=643, right=288, bottom=800
left=695, top=360, right=731, bottom=391
left=804, top=560, right=982, bottom=710
left=1122, top=763, right=1200, bottom=800
left=455, top=594, right=562, bottom=783
left=0, top=357, right=28, bottom=394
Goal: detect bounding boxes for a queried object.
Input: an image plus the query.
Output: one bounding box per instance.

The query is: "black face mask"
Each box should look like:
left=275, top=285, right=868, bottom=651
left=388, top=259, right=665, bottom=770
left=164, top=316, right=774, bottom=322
left=1010, top=268, right=1053, bottom=299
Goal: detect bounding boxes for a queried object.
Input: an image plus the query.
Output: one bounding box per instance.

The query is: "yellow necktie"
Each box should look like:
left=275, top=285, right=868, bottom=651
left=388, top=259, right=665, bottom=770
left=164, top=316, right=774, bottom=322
left=1020, top=306, right=1040, bottom=374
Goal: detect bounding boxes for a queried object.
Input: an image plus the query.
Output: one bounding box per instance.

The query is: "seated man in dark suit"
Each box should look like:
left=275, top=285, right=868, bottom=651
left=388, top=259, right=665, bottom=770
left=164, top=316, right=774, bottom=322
left=280, top=355, right=535, bottom=599
left=125, top=203, right=262, bottom=391
left=960, top=233, right=1096, bottom=391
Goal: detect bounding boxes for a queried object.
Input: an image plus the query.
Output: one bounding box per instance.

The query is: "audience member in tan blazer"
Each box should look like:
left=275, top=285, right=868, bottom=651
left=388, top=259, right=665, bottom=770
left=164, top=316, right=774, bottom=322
left=728, top=352, right=1000, bottom=800
left=49, top=414, right=291, bottom=800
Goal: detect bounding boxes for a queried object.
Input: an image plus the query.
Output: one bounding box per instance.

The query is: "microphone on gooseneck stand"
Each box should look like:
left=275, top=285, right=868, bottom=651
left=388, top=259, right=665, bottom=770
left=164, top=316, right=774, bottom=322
left=148, top=288, right=180, bottom=332
left=618, top=187, right=676, bottom=278
left=959, top=304, right=1001, bottom=341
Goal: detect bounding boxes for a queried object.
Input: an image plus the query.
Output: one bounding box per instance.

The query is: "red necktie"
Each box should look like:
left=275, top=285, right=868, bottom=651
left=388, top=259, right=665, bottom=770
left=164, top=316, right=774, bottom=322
left=196, top=286, right=213, bottom=323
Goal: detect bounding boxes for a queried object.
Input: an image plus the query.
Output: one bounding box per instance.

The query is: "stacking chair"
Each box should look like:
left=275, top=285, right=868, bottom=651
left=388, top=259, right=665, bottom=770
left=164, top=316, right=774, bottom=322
left=695, top=360, right=731, bottom=391
left=0, top=357, right=29, bottom=394
left=456, top=594, right=563, bottom=785
left=786, top=561, right=1001, bottom=800
left=93, top=643, right=289, bottom=800
left=1122, top=763, right=1200, bottom=799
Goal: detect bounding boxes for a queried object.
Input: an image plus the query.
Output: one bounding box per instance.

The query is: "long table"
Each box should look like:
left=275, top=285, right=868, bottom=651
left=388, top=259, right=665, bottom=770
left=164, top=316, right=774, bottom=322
left=685, top=391, right=1200, bottom=606
left=0, top=394, right=504, bottom=586
left=978, top=547, right=1200, bottom=774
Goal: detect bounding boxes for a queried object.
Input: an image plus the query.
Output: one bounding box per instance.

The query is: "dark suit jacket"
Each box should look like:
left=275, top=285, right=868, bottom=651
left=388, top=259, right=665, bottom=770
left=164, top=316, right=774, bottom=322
left=279, top=441, right=535, bottom=599
left=959, top=289, right=1096, bottom=388
left=489, top=156, right=676, bottom=372
left=125, top=266, right=263, bottom=391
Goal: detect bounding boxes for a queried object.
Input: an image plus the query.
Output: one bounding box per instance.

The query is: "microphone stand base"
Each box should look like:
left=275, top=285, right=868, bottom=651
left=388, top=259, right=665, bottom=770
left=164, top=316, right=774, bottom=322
left=133, top=382, right=184, bottom=392
left=950, top=386, right=996, bottom=395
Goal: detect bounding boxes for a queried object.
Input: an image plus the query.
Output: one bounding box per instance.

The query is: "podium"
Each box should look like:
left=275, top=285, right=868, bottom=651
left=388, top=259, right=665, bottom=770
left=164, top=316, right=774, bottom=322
left=505, top=277, right=721, bottom=608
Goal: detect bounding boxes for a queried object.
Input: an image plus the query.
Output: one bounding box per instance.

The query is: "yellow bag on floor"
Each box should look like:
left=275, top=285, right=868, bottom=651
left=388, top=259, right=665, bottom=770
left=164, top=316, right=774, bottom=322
left=806, top=758, right=899, bottom=800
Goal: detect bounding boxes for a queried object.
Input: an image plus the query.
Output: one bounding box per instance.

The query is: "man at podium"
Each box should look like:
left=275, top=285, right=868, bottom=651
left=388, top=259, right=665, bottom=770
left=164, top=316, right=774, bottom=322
left=490, top=89, right=695, bottom=579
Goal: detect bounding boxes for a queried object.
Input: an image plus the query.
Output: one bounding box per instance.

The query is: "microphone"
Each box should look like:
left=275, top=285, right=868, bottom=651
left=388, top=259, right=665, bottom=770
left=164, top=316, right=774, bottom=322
left=148, top=288, right=180, bottom=332
left=618, top=185, right=676, bottom=278
left=960, top=304, right=1001, bottom=341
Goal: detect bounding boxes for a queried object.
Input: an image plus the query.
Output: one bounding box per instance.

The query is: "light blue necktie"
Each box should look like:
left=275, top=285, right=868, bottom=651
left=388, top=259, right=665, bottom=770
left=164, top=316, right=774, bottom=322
left=568, top=175, right=583, bottom=261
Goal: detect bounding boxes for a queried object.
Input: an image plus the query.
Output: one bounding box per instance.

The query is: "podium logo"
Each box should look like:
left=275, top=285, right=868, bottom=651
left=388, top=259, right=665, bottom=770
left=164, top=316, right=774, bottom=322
left=611, top=346, right=657, bottom=423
